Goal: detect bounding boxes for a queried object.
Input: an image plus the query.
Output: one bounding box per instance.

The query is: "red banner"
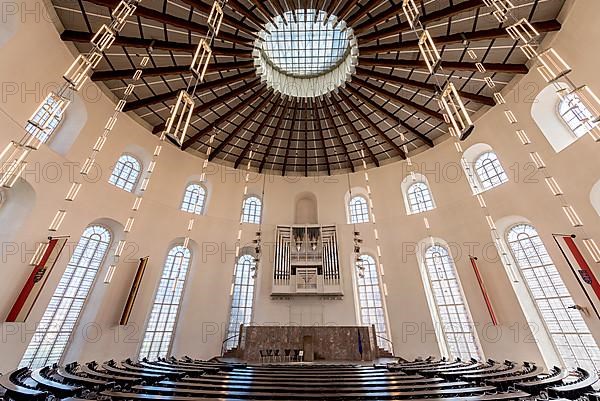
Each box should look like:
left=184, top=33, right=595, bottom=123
left=6, top=237, right=68, bottom=322
left=562, top=236, right=600, bottom=301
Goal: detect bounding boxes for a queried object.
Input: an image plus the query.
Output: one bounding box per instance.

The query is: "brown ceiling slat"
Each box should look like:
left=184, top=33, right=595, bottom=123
left=92, top=61, right=254, bottom=81
left=124, top=70, right=256, bottom=112
left=345, top=84, right=434, bottom=148
left=336, top=92, right=406, bottom=160
left=358, top=58, right=529, bottom=74
left=355, top=66, right=495, bottom=106
left=182, top=87, right=268, bottom=149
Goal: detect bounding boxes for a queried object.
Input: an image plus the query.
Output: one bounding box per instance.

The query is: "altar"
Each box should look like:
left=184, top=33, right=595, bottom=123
left=233, top=325, right=379, bottom=362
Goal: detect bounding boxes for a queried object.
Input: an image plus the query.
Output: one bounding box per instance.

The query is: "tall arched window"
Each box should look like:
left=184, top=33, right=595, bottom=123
left=25, top=94, right=64, bottom=144
left=349, top=196, right=369, bottom=224
left=559, top=93, right=596, bottom=138
left=407, top=182, right=434, bottom=214
left=474, top=152, right=508, bottom=190
left=423, top=245, right=482, bottom=360
left=20, top=226, right=111, bottom=369
left=109, top=154, right=141, bottom=192
left=225, top=255, right=256, bottom=350
left=355, top=255, right=390, bottom=350
left=241, top=196, right=262, bottom=224
left=507, top=224, right=599, bottom=371
left=181, top=184, right=206, bottom=214
left=139, top=245, right=191, bottom=361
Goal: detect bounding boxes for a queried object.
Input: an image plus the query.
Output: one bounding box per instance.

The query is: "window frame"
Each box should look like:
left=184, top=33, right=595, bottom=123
left=181, top=183, right=207, bottom=215
left=506, top=224, right=600, bottom=372
left=422, top=244, right=483, bottom=361
left=224, top=254, right=256, bottom=351
left=473, top=151, right=508, bottom=191
left=139, top=245, right=192, bottom=361
left=108, top=154, right=142, bottom=193
left=348, top=195, right=370, bottom=224
left=19, top=225, right=112, bottom=369
left=407, top=182, right=435, bottom=214
left=25, top=94, right=65, bottom=144
left=558, top=92, right=597, bottom=138
left=241, top=196, right=262, bottom=224
left=355, top=254, right=391, bottom=351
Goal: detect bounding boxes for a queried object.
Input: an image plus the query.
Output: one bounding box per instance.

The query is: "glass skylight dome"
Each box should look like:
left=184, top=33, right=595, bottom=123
left=262, top=10, right=350, bottom=77
left=253, top=9, right=359, bottom=99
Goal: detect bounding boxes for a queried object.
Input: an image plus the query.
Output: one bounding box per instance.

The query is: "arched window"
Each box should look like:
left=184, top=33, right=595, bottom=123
left=559, top=93, right=596, bottom=138
left=241, top=196, right=262, bottom=224
left=407, top=182, right=434, bottom=214
left=507, top=224, right=599, bottom=371
left=225, top=255, right=256, bottom=350
left=25, top=94, right=64, bottom=144
left=474, top=152, right=508, bottom=190
left=109, top=154, right=141, bottom=192
left=355, top=255, right=390, bottom=350
left=19, top=226, right=111, bottom=369
left=349, top=196, right=369, bottom=224
left=181, top=184, right=206, bottom=215
left=423, top=245, right=482, bottom=360
left=139, top=245, right=191, bottom=360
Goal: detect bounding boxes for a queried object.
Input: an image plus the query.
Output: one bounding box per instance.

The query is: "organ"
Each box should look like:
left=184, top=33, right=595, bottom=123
left=272, top=225, right=343, bottom=297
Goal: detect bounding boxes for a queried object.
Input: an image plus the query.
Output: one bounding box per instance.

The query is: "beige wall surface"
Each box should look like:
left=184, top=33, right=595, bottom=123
left=0, top=0, right=598, bottom=372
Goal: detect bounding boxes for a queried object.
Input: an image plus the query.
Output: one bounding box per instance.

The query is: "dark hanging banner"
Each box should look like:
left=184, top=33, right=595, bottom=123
left=6, top=236, right=69, bottom=322
left=120, top=256, right=149, bottom=326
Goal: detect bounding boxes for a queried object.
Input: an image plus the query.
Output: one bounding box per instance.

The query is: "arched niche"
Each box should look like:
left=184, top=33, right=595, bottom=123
left=294, top=192, right=318, bottom=224
left=0, top=178, right=36, bottom=241
left=48, top=93, right=88, bottom=156
left=531, top=82, right=580, bottom=153
left=590, top=179, right=600, bottom=217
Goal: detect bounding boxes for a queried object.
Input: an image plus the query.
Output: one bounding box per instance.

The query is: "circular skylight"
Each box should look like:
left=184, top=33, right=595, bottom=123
left=261, top=10, right=350, bottom=78
left=253, top=10, right=359, bottom=98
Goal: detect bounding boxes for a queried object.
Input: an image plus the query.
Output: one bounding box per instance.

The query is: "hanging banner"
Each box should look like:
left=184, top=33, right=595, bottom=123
left=469, top=256, right=498, bottom=326
left=120, top=256, right=149, bottom=326
left=6, top=237, right=69, bottom=322
left=553, top=235, right=600, bottom=319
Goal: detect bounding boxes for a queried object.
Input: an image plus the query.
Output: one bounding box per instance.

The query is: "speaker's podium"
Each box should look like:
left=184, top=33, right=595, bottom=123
left=230, top=325, right=387, bottom=362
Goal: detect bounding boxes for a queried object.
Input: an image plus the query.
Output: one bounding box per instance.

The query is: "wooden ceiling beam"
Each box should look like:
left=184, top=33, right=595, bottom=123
left=326, top=95, right=380, bottom=168
left=249, top=0, right=277, bottom=25
left=312, top=99, right=331, bottom=176
left=336, top=92, right=406, bottom=160
left=60, top=30, right=252, bottom=57
left=355, top=66, right=495, bottom=106
left=320, top=97, right=354, bottom=173
left=182, top=87, right=268, bottom=149
left=123, top=70, right=256, bottom=112
left=82, top=0, right=255, bottom=45
left=259, top=99, right=290, bottom=173
left=353, top=76, right=443, bottom=121
left=235, top=94, right=282, bottom=168
left=170, top=0, right=259, bottom=38
left=345, top=84, right=434, bottom=147
left=210, top=90, right=276, bottom=160
left=357, top=0, right=483, bottom=40
left=358, top=57, right=529, bottom=74
left=227, top=0, right=268, bottom=27
left=92, top=61, right=254, bottom=81
left=335, top=0, right=361, bottom=21
left=345, top=0, right=387, bottom=27
left=152, top=79, right=262, bottom=134
left=281, top=98, right=299, bottom=176
left=360, top=21, right=561, bottom=54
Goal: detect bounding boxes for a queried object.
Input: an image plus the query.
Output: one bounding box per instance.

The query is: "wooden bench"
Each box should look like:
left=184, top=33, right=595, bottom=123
left=0, top=368, right=48, bottom=401
left=514, top=366, right=568, bottom=394
left=56, top=364, right=114, bottom=388
left=548, top=368, right=599, bottom=399
left=30, top=367, right=83, bottom=397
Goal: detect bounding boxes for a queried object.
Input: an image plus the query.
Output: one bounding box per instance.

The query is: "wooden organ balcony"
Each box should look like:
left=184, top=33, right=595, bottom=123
left=272, top=225, right=343, bottom=297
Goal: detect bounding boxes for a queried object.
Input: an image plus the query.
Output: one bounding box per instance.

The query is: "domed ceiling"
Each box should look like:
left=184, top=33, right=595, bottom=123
left=52, top=0, right=564, bottom=175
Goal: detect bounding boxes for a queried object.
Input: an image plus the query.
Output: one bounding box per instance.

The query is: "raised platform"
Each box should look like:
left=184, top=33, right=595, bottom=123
left=234, top=325, right=379, bottom=362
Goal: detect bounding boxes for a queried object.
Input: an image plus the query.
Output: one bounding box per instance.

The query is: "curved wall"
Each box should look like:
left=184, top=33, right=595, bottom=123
left=0, top=0, right=598, bottom=371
